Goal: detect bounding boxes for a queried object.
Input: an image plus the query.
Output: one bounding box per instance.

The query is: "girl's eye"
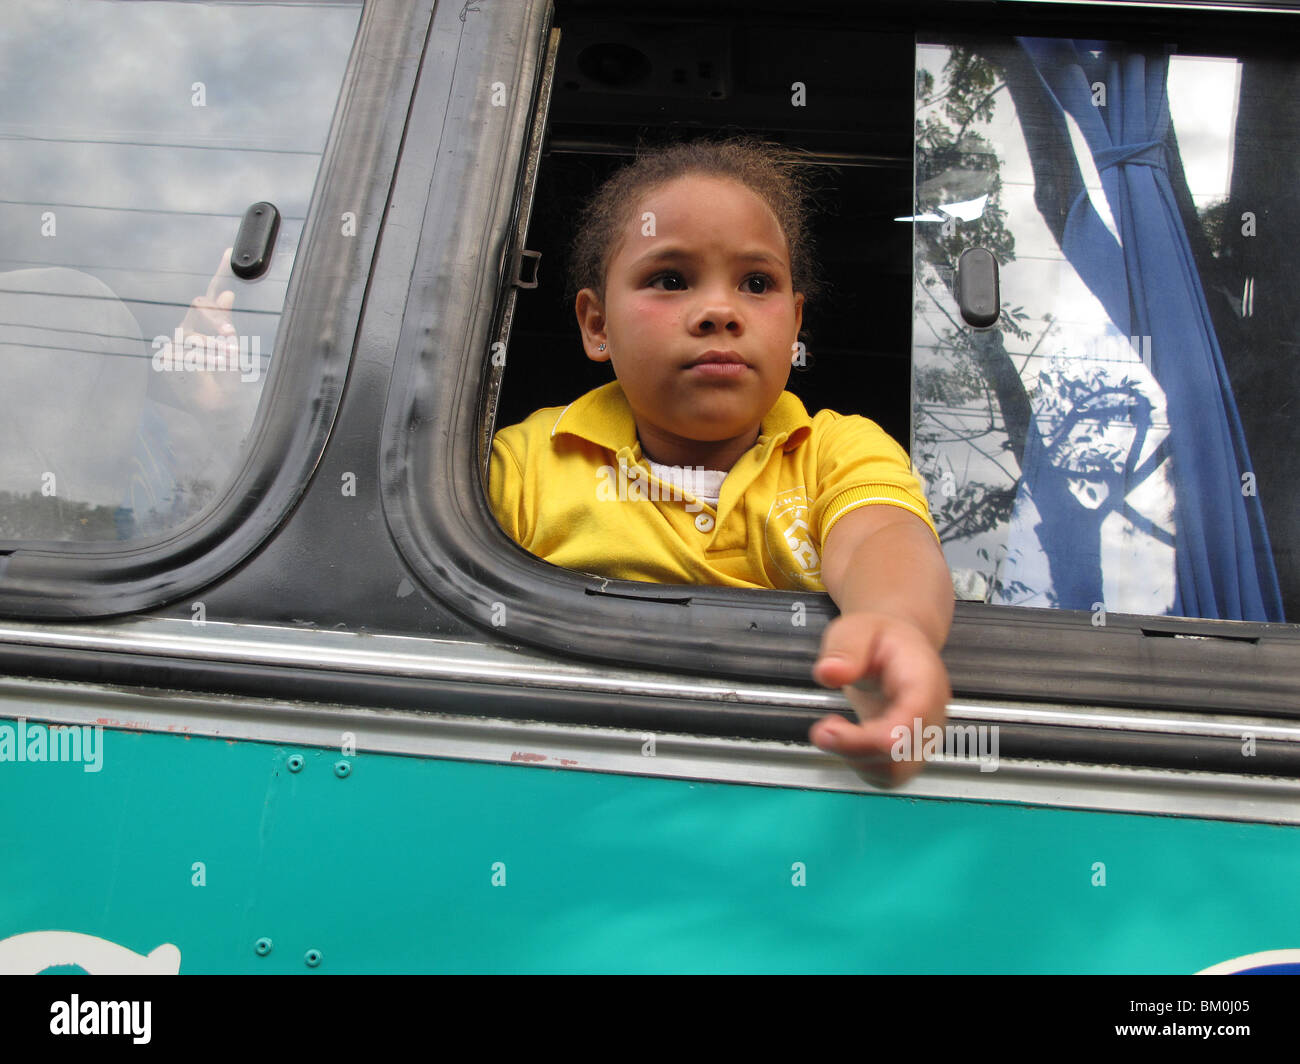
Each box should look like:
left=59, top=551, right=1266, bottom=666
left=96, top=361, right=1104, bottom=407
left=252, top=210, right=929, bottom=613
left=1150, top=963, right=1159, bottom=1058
left=647, top=272, right=774, bottom=293
left=648, top=272, right=685, bottom=291
left=647, top=271, right=769, bottom=292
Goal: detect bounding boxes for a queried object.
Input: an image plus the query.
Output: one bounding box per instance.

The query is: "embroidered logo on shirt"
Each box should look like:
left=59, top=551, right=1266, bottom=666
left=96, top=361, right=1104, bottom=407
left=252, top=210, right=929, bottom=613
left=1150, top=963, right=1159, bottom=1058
left=765, top=487, right=821, bottom=587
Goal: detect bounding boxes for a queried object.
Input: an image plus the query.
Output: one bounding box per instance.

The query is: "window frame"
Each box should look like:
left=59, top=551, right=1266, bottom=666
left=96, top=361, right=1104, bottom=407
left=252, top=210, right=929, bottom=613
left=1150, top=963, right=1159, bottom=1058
left=379, top=0, right=1300, bottom=724
left=0, top=0, right=435, bottom=619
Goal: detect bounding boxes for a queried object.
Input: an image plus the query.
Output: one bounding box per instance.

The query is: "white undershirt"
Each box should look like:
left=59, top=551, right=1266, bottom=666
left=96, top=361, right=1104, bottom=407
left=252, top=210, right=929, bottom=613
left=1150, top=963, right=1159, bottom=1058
left=646, top=460, right=728, bottom=507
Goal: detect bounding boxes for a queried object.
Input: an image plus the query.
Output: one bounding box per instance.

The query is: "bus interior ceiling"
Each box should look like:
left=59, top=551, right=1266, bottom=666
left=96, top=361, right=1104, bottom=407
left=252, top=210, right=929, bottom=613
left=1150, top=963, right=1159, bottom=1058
left=499, top=13, right=917, bottom=447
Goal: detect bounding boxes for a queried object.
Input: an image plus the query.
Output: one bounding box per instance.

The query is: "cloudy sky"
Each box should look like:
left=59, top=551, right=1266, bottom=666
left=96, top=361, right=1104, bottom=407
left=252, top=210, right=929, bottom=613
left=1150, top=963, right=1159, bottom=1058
left=0, top=0, right=360, bottom=521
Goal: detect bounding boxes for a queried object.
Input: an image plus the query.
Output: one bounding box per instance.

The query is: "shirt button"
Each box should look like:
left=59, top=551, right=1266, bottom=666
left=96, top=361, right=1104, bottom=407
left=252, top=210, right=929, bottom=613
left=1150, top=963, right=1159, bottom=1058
left=694, top=513, right=715, bottom=533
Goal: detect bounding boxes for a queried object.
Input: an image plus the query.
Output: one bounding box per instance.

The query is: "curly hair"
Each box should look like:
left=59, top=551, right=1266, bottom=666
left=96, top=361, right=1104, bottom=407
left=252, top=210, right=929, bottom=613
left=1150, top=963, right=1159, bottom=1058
left=564, top=133, right=826, bottom=311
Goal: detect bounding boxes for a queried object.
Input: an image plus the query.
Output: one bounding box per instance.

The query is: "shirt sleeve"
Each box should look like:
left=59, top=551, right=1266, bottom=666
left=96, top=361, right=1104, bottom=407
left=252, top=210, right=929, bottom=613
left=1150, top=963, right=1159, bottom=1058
left=488, top=429, right=530, bottom=548
left=809, top=412, right=940, bottom=548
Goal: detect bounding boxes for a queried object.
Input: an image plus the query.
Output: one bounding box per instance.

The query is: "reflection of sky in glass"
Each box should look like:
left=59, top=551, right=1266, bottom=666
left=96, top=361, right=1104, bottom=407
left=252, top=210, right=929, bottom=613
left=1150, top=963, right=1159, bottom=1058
left=913, top=42, right=1237, bottom=615
left=0, top=0, right=361, bottom=534
left=1168, top=55, right=1241, bottom=209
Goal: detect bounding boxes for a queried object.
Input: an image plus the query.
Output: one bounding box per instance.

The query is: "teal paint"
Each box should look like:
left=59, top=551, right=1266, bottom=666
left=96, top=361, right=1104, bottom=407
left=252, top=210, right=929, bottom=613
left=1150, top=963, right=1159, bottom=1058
left=1, top=722, right=1297, bottom=973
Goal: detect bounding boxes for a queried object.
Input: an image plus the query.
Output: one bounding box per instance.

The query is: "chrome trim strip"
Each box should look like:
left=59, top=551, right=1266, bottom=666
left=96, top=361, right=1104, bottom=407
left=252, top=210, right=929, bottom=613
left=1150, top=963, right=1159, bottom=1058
left=2, top=674, right=1297, bottom=826
left=0, top=618, right=1298, bottom=742
left=947, top=701, right=1300, bottom=742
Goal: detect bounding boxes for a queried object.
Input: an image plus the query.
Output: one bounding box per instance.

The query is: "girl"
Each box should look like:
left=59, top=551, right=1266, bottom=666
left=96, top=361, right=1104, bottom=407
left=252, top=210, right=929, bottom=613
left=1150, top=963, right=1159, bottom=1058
left=489, top=134, right=954, bottom=785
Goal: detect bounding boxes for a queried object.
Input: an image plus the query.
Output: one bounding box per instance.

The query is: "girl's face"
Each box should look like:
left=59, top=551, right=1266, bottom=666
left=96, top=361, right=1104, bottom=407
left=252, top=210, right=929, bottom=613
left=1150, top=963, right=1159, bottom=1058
left=575, top=174, right=804, bottom=470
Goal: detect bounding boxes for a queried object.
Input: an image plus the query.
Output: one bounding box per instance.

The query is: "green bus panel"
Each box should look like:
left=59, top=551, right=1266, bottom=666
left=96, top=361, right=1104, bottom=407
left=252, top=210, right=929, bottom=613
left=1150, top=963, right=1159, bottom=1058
left=1, top=721, right=1297, bottom=973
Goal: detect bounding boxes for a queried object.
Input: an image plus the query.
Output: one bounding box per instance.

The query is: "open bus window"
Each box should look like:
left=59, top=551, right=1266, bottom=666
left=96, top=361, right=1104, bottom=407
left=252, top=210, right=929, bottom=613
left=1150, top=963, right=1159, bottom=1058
left=0, top=0, right=361, bottom=544
left=490, top=18, right=919, bottom=592
left=913, top=37, right=1299, bottom=624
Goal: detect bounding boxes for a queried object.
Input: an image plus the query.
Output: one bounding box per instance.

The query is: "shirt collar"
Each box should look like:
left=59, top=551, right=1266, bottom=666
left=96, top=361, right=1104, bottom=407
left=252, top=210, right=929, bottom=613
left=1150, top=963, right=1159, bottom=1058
left=550, top=379, right=813, bottom=458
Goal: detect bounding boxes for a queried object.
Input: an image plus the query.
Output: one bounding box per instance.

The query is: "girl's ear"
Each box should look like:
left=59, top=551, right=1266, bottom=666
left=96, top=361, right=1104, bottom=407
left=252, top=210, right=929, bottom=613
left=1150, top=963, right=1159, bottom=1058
left=793, top=290, right=805, bottom=336
left=575, top=287, right=611, bottom=363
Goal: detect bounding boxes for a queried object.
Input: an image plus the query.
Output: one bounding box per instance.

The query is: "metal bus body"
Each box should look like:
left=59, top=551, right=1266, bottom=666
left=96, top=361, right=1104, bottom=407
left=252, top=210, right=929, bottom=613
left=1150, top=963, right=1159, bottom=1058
left=1, top=0, right=1298, bottom=974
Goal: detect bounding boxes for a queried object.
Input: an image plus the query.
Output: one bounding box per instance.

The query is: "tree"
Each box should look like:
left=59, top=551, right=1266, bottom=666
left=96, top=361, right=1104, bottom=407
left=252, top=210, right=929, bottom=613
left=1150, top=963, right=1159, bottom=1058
left=914, top=41, right=1188, bottom=611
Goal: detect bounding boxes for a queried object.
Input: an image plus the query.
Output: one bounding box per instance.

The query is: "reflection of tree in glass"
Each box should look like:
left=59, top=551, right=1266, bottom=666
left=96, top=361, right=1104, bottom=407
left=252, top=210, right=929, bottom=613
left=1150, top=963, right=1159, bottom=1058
left=1196, top=197, right=1231, bottom=261
left=915, top=44, right=1191, bottom=609
left=1179, top=56, right=1300, bottom=617
left=0, top=492, right=120, bottom=541
left=915, top=46, right=1043, bottom=602
left=916, top=48, right=1016, bottom=266
left=0, top=476, right=217, bottom=542
left=131, top=476, right=218, bottom=538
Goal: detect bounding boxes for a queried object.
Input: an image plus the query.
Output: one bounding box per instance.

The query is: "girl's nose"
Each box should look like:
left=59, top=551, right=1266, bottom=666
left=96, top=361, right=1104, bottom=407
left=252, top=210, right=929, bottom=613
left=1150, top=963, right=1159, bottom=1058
left=690, top=291, right=741, bottom=333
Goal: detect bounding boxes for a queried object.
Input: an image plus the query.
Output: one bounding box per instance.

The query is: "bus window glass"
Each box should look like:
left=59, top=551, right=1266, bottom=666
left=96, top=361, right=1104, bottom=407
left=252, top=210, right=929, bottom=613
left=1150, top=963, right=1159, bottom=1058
left=0, top=0, right=362, bottom=542
left=912, top=36, right=1298, bottom=623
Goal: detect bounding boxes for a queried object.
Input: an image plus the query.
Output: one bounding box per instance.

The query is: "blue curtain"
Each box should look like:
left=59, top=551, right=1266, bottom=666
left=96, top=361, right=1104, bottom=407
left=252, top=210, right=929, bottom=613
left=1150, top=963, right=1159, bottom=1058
left=1015, top=37, right=1284, bottom=621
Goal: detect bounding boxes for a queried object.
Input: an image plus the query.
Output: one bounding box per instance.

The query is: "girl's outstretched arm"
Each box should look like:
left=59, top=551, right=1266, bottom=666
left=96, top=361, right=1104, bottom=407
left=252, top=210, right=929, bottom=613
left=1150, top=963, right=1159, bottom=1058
left=811, top=506, right=955, bottom=786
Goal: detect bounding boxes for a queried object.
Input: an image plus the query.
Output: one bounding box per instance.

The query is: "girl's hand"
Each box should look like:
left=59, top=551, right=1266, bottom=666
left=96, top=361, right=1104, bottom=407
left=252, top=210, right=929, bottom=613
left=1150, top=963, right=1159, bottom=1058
left=808, top=611, right=951, bottom=787
left=179, top=248, right=240, bottom=411
left=181, top=247, right=238, bottom=345
left=155, top=248, right=242, bottom=413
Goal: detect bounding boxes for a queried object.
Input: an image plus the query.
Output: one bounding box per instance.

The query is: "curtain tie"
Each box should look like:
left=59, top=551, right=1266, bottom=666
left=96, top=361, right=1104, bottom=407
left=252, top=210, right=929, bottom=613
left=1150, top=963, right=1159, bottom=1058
left=1094, top=140, right=1166, bottom=172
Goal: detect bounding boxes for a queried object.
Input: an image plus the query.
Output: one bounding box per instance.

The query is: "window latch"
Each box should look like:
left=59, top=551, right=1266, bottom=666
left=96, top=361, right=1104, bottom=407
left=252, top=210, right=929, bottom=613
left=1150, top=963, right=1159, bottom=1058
left=513, top=248, right=541, bottom=289
left=956, top=247, right=999, bottom=329
left=231, top=201, right=280, bottom=280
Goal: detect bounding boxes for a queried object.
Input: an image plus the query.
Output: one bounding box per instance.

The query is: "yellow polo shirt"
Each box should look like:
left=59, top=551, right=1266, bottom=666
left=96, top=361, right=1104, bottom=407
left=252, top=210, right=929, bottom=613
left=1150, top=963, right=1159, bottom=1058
left=488, top=380, right=939, bottom=591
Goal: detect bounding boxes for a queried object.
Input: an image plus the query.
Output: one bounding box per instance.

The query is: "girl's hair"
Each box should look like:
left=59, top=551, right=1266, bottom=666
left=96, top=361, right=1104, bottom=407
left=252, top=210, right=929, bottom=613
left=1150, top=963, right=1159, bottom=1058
left=564, top=133, right=826, bottom=310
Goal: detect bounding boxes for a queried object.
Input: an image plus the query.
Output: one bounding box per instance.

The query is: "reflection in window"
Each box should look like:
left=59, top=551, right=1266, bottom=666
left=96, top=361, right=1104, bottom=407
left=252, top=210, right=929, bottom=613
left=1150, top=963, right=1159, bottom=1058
left=0, top=0, right=362, bottom=542
left=912, top=37, right=1294, bottom=622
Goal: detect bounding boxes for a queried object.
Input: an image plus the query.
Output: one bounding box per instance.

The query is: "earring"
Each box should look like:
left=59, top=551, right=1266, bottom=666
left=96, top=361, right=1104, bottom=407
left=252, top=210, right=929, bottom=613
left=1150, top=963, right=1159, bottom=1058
left=598, top=343, right=606, bottom=351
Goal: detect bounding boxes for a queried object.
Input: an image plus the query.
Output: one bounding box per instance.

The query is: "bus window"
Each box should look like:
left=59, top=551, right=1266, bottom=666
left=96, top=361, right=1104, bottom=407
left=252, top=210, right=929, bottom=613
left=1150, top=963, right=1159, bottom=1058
left=0, top=0, right=362, bottom=543
left=488, top=20, right=922, bottom=593
left=912, top=36, right=1299, bottom=624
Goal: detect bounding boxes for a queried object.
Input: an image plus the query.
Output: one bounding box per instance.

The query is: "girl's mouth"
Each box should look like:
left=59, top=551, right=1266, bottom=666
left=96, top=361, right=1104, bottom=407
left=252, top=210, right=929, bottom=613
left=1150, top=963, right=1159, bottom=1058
left=687, top=350, right=749, bottom=376
left=688, top=361, right=749, bottom=377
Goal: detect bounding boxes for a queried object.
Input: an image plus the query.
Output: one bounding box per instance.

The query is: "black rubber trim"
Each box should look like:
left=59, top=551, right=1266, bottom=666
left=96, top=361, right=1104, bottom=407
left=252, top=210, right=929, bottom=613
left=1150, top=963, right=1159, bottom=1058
left=943, top=604, right=1300, bottom=718
left=0, top=0, right=436, bottom=619
left=1, top=641, right=1296, bottom=777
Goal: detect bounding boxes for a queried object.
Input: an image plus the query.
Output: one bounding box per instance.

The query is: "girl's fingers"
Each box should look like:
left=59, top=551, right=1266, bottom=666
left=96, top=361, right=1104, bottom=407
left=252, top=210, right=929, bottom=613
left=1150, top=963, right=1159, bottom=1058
left=808, top=718, right=920, bottom=787
left=211, top=290, right=236, bottom=334
left=812, top=614, right=881, bottom=687
left=187, top=296, right=236, bottom=340
left=204, top=248, right=234, bottom=303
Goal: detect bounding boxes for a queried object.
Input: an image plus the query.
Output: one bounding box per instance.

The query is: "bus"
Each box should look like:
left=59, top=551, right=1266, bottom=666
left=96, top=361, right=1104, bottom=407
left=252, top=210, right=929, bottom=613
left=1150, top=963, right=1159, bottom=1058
left=1, top=0, right=1298, bottom=975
